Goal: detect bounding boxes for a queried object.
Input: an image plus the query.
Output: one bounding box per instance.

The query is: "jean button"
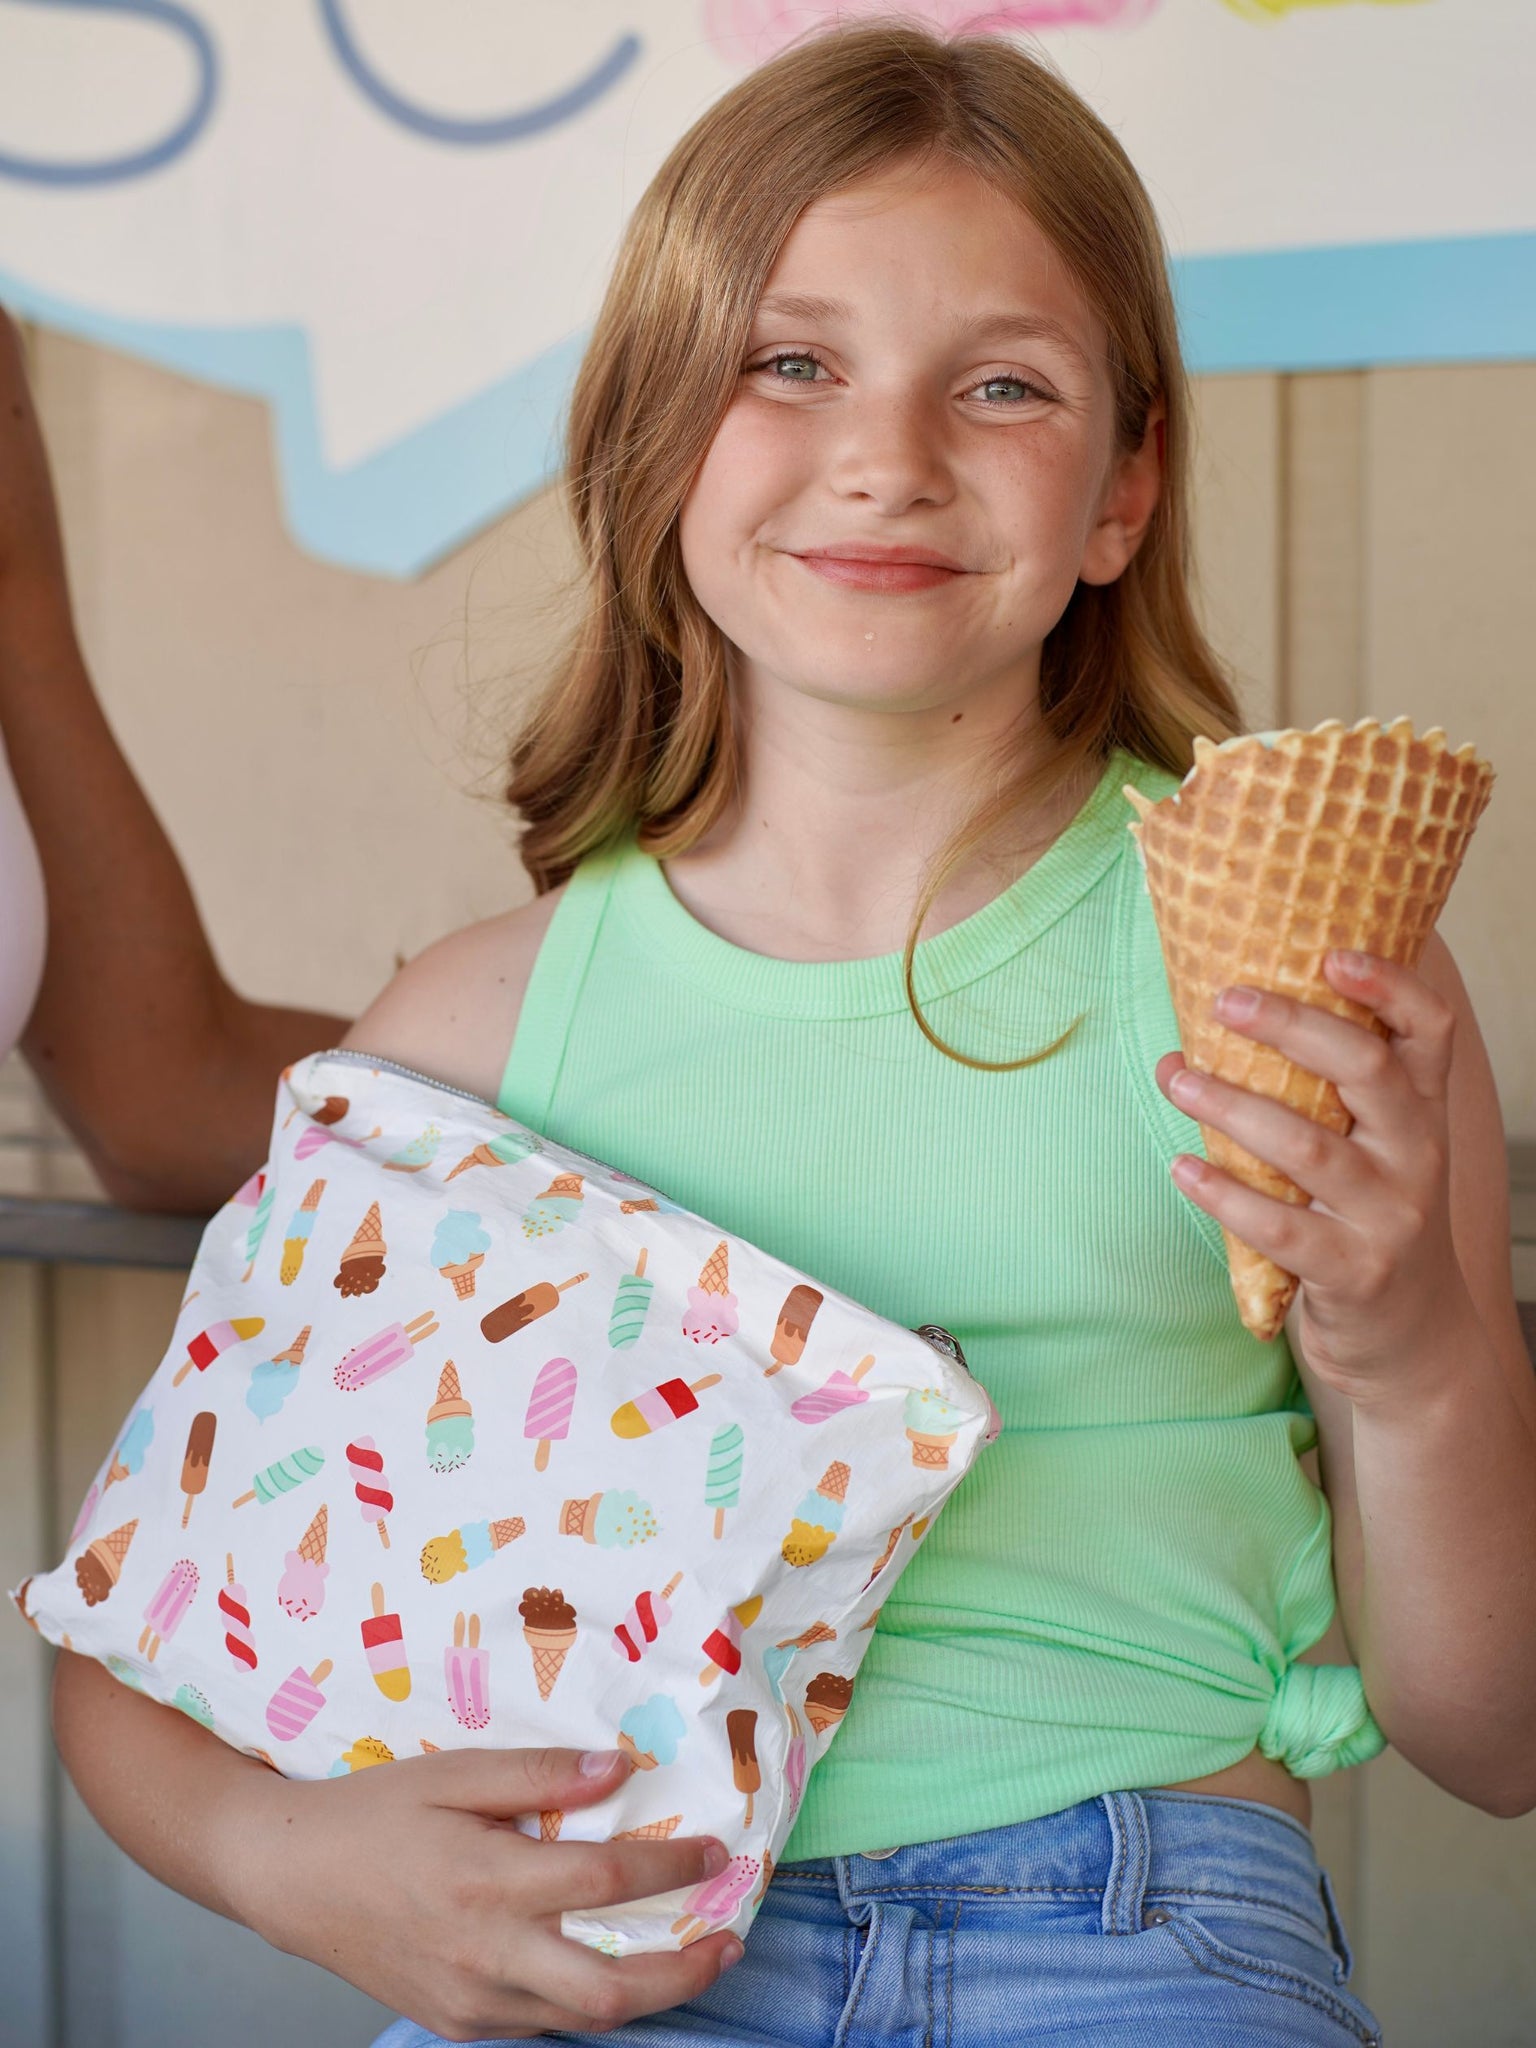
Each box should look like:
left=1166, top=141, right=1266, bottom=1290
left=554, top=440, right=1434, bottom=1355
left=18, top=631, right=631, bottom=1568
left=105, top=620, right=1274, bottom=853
left=1143, top=1908, right=1170, bottom=1927
left=861, top=1845, right=900, bottom=1860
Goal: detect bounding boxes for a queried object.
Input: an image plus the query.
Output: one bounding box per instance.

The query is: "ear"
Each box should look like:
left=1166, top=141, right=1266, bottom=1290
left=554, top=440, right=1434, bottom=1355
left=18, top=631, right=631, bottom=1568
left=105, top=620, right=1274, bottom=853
left=1078, top=400, right=1165, bottom=588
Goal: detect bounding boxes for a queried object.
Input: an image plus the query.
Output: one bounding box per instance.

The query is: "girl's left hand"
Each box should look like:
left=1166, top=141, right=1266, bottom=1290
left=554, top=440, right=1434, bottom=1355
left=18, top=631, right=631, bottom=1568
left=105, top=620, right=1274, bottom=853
left=1155, top=947, right=1471, bottom=1402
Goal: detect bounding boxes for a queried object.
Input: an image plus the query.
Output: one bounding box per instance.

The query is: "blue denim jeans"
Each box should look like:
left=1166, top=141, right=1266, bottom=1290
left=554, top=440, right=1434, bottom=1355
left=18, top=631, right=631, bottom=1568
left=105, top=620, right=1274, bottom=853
left=371, top=1789, right=1382, bottom=2046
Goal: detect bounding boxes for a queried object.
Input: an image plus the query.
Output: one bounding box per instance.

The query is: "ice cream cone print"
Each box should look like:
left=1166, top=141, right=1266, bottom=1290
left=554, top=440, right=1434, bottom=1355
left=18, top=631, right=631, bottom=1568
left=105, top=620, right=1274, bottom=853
left=863, top=1515, right=915, bottom=1591
left=334, top=1202, right=387, bottom=1299
left=384, top=1124, right=441, bottom=1174
left=523, top=1172, right=584, bottom=1239
left=277, top=1505, right=330, bottom=1621
left=902, top=1390, right=963, bottom=1470
left=425, top=1362, right=475, bottom=1473
left=613, top=1815, right=683, bottom=1840
left=617, top=1731, right=657, bottom=1771
left=76, top=1520, right=138, bottom=1606
left=443, top=1257, right=483, bottom=1298
left=755, top=1852, right=775, bottom=1904
left=420, top=1516, right=525, bottom=1583
left=781, top=1462, right=850, bottom=1568
left=279, top=1180, right=326, bottom=1285
left=804, top=1671, right=854, bottom=1736
left=682, top=1242, right=739, bottom=1345
left=519, top=1586, right=577, bottom=1700
left=539, top=1809, right=563, bottom=1842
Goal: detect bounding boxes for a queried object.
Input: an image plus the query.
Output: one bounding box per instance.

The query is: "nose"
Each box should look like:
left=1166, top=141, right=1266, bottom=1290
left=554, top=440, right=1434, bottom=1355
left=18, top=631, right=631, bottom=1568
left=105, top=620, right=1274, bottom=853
left=822, top=387, right=955, bottom=512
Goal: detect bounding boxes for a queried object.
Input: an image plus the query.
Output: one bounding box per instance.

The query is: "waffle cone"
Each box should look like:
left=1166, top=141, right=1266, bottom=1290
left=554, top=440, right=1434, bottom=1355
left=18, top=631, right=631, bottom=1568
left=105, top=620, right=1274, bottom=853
left=299, top=1178, right=325, bottom=1214
left=560, top=1494, right=601, bottom=1540
left=906, top=1430, right=953, bottom=1470
left=817, top=1461, right=851, bottom=1506
left=443, top=1256, right=483, bottom=1300
left=805, top=1701, right=847, bottom=1736
left=1127, top=719, right=1494, bottom=1339
left=92, top=1520, right=138, bottom=1577
left=544, top=1174, right=583, bottom=1201
left=446, top=1143, right=497, bottom=1180
left=698, top=1241, right=731, bottom=1295
left=490, top=1517, right=525, bottom=1551
left=342, top=1202, right=386, bottom=1264
left=297, top=1505, right=328, bottom=1565
left=539, top=1808, right=563, bottom=1842
left=524, top=1626, right=576, bottom=1700
left=429, top=1364, right=471, bottom=1421
left=613, top=1813, right=682, bottom=1840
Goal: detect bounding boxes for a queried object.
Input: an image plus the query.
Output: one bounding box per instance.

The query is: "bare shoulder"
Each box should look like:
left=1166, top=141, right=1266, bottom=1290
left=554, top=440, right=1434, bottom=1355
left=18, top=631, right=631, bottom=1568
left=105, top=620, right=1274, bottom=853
left=341, top=886, right=567, bottom=1105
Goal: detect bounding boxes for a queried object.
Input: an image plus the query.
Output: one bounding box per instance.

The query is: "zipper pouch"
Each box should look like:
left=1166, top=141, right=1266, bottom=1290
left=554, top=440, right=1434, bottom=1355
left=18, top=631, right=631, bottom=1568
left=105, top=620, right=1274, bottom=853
left=13, top=1050, right=999, bottom=1955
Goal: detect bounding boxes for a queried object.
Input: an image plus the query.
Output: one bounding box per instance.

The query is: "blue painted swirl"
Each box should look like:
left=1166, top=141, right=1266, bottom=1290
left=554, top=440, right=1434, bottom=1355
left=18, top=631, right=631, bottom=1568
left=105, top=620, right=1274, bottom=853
left=316, top=0, right=642, bottom=146
left=0, top=0, right=217, bottom=187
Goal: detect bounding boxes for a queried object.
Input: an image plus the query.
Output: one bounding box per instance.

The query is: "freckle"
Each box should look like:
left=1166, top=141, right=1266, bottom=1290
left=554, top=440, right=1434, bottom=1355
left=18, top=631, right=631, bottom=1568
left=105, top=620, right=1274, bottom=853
left=952, top=713, right=963, bottom=723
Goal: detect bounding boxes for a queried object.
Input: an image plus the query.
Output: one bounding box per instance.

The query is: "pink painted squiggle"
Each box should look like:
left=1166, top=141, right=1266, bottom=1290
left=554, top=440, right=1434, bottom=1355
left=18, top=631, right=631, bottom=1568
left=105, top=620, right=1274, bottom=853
left=703, top=0, right=1162, bottom=68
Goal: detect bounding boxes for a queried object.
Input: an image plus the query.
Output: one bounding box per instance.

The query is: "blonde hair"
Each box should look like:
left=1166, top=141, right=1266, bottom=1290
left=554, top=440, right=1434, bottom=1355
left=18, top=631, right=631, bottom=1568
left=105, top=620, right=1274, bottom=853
left=506, top=15, right=1244, bottom=1068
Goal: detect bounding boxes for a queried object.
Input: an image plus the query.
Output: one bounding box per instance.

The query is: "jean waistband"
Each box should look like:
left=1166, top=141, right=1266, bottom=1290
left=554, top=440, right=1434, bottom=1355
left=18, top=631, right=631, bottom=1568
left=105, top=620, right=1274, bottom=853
left=778, top=1792, right=1329, bottom=1938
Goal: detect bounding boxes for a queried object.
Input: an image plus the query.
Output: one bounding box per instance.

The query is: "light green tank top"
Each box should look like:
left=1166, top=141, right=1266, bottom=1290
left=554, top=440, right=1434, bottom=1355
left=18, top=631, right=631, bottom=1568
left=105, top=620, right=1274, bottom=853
left=498, top=747, right=1384, bottom=1859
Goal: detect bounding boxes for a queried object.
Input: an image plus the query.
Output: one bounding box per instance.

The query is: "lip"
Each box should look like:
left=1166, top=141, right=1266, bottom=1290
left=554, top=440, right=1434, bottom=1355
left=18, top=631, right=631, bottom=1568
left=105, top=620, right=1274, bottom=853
left=792, top=543, right=967, bottom=571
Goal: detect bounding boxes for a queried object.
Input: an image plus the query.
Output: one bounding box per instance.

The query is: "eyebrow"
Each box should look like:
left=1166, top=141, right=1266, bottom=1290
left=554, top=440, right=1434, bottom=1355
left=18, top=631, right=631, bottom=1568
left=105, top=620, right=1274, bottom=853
left=752, top=291, right=1094, bottom=375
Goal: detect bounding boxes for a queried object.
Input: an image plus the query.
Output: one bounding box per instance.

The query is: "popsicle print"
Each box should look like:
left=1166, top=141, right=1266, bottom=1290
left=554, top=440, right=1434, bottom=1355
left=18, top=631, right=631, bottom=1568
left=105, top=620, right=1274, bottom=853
left=266, top=1660, right=333, bottom=1742
left=671, top=1855, right=760, bottom=1946
left=334, top=1311, right=439, bottom=1393
left=279, top=1180, right=326, bottom=1285
left=179, top=1412, right=217, bottom=1527
left=608, top=1249, right=653, bottom=1349
left=220, top=1554, right=257, bottom=1672
left=789, top=1356, right=874, bottom=1425
left=525, top=1357, right=577, bottom=1471
left=347, top=1436, right=394, bottom=1547
left=241, top=1183, right=276, bottom=1281
left=765, top=1285, right=823, bottom=1376
left=446, top=1611, right=490, bottom=1729
left=363, top=1582, right=411, bottom=1702
left=700, top=1597, right=762, bottom=1685
left=612, top=1573, right=683, bottom=1662
left=610, top=1375, right=722, bottom=1439
left=233, top=1446, right=324, bottom=1508
left=726, top=1708, right=759, bottom=1827
left=480, top=1272, right=588, bottom=1345
left=704, top=1423, right=743, bottom=1540
left=139, top=1559, right=199, bottom=1662
left=172, top=1318, right=265, bottom=1387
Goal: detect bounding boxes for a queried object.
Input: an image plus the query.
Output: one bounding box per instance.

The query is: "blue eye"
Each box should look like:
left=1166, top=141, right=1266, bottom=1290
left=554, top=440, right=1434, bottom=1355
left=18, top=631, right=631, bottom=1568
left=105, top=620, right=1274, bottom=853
left=746, top=349, right=1052, bottom=406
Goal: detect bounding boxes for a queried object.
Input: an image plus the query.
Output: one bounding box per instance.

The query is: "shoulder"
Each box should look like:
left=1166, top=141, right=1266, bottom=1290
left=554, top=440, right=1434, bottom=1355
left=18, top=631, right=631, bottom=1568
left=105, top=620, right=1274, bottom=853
left=340, top=885, right=568, bottom=1105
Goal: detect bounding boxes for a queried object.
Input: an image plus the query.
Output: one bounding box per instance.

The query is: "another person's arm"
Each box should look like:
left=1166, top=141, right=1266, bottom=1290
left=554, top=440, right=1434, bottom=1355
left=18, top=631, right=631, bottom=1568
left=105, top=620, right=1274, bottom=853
left=0, top=309, right=346, bottom=1211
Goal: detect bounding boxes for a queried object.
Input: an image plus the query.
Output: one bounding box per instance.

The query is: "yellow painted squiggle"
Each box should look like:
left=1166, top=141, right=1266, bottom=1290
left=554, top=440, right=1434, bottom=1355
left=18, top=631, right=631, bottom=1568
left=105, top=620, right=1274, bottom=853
left=1219, top=0, right=1431, bottom=19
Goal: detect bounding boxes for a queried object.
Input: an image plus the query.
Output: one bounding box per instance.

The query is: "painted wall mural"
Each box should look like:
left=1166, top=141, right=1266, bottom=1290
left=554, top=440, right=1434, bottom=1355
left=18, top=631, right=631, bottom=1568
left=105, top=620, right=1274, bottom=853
left=0, top=0, right=1528, bottom=575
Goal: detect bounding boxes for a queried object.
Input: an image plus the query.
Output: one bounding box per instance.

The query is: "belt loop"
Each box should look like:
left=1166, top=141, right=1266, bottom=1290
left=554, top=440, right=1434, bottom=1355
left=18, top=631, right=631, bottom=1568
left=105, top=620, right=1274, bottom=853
left=1100, top=1791, right=1152, bottom=1936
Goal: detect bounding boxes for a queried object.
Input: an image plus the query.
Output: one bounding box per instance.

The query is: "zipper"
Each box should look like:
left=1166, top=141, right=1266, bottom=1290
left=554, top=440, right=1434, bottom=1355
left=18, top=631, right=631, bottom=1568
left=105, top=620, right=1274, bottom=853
left=313, top=1047, right=969, bottom=1371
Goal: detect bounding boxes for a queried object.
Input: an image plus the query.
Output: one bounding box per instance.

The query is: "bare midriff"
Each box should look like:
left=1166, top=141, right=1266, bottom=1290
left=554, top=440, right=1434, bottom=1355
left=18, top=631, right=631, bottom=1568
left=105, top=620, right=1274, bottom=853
left=1161, top=1749, right=1311, bottom=1828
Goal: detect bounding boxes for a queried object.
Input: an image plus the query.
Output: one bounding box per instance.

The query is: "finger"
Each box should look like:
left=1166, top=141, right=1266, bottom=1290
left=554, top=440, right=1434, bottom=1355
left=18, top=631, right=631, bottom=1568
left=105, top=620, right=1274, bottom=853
left=1210, top=982, right=1417, bottom=1127
left=414, top=1744, right=634, bottom=1820
left=1170, top=1152, right=1347, bottom=1286
left=509, top=1925, right=742, bottom=2034
left=1159, top=1060, right=1366, bottom=1210
left=1321, top=949, right=1456, bottom=1100
left=524, top=1832, right=731, bottom=1916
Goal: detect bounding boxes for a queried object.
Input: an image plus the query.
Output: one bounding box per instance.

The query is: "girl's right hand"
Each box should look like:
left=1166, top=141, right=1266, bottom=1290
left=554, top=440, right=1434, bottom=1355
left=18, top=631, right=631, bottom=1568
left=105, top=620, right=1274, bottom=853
left=235, top=1744, right=743, bottom=2041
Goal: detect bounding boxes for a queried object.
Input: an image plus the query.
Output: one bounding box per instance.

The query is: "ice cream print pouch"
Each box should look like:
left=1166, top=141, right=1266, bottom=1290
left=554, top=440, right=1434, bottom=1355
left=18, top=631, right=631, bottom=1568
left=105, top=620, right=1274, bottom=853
left=13, top=1051, right=999, bottom=1955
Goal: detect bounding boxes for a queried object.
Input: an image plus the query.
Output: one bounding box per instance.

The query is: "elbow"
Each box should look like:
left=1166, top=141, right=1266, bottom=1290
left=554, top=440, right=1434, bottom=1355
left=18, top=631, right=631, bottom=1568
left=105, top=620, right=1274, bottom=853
left=1471, top=1781, right=1536, bottom=1821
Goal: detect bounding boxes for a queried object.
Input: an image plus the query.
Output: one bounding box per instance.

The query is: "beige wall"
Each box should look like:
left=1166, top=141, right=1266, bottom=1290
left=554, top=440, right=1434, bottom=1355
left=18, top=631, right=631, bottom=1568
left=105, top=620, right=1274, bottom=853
left=2, top=331, right=1533, bottom=2047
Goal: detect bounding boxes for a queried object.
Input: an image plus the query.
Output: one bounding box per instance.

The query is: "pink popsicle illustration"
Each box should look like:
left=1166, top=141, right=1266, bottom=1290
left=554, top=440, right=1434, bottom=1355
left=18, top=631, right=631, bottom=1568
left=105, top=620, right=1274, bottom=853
left=612, top=1573, right=684, bottom=1662
left=172, top=1317, right=265, bottom=1386
left=347, top=1436, right=394, bottom=1547
left=266, top=1659, right=333, bottom=1742
left=789, top=1356, right=875, bottom=1425
left=524, top=1357, right=577, bottom=1471
left=334, top=1311, right=438, bottom=1393
left=139, top=1559, right=199, bottom=1662
left=610, top=1375, right=722, bottom=1439
left=671, top=1854, right=760, bottom=1946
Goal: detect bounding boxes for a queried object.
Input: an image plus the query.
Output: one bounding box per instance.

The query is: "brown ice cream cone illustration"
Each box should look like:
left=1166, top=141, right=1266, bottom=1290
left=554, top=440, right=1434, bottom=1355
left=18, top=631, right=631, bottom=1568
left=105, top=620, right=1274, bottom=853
left=804, top=1672, right=854, bottom=1736
left=334, top=1201, right=387, bottom=1299
left=613, top=1814, right=683, bottom=1840
left=524, top=1627, right=576, bottom=1701
left=441, top=1254, right=485, bottom=1300
left=76, top=1519, right=138, bottom=1606
left=298, top=1505, right=329, bottom=1566
left=775, top=1622, right=838, bottom=1651
left=1126, top=718, right=1494, bottom=1340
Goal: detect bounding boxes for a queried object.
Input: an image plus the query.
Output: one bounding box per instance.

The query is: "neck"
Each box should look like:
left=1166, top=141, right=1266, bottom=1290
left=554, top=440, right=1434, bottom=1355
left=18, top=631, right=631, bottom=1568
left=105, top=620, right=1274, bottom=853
left=660, top=678, right=1101, bottom=962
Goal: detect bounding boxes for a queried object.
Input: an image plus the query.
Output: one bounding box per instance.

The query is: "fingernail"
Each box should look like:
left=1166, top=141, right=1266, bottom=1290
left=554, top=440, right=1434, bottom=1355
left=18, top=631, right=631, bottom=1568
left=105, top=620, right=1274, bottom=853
left=699, top=1838, right=730, bottom=1877
left=579, top=1749, right=626, bottom=1777
left=1216, top=987, right=1260, bottom=1022
left=1169, top=1068, right=1202, bottom=1104
left=718, top=1937, right=745, bottom=1973
left=1333, top=949, right=1371, bottom=977
left=1171, top=1154, right=1204, bottom=1189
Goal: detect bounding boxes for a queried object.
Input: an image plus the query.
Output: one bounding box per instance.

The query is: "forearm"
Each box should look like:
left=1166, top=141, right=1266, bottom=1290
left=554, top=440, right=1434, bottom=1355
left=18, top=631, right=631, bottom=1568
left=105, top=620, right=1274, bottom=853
left=1347, top=1296, right=1536, bottom=1813
left=51, top=1648, right=279, bottom=1929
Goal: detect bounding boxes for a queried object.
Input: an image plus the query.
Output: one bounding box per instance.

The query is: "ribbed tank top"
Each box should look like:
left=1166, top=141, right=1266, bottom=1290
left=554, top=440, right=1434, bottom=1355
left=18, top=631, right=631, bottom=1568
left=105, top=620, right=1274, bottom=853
left=498, top=747, right=1385, bottom=1860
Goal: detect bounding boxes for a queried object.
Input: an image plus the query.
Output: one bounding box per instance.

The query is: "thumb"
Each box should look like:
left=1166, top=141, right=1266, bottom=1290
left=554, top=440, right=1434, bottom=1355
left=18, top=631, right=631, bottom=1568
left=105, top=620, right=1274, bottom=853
left=418, top=1743, right=631, bottom=1820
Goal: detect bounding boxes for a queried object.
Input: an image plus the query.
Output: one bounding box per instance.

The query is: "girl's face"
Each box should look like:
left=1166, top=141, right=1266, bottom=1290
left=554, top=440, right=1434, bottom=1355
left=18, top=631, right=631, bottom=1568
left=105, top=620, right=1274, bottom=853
left=677, top=158, right=1158, bottom=729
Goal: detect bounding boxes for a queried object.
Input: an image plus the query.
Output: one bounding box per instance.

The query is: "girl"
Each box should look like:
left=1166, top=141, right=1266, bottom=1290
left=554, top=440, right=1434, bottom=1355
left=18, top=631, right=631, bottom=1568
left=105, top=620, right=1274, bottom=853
left=52, top=20, right=1536, bottom=2045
